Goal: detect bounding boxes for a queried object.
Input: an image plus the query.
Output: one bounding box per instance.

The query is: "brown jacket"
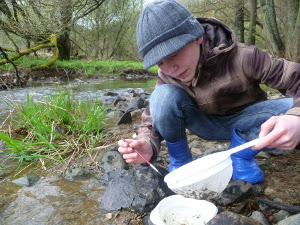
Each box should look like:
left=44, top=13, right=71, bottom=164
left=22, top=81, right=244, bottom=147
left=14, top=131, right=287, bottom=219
left=136, top=18, right=300, bottom=160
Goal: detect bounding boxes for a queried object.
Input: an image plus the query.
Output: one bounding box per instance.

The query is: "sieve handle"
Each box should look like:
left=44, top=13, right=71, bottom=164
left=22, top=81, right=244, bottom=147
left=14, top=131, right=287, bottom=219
left=226, top=137, right=264, bottom=156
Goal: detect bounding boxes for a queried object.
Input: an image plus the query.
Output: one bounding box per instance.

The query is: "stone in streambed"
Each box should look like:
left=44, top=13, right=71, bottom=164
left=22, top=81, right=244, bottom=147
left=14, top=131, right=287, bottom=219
left=100, top=151, right=126, bottom=173
left=212, top=180, right=253, bottom=207
left=206, top=211, right=261, bottom=225
left=12, top=174, right=40, bottom=187
left=99, top=164, right=173, bottom=213
left=64, top=168, right=91, bottom=180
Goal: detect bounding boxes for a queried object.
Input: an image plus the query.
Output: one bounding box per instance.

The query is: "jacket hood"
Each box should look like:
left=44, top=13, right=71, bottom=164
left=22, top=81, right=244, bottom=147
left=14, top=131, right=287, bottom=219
left=198, top=17, right=236, bottom=59
left=187, top=17, right=236, bottom=87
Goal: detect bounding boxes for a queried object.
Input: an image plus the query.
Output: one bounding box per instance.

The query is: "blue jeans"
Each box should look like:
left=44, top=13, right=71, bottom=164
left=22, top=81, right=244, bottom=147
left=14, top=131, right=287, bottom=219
left=149, top=84, right=293, bottom=143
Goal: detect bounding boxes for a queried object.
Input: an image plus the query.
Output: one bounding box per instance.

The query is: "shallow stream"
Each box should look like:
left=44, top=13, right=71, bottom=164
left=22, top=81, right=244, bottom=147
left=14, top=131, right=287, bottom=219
left=0, top=77, right=155, bottom=129
left=0, top=76, right=156, bottom=224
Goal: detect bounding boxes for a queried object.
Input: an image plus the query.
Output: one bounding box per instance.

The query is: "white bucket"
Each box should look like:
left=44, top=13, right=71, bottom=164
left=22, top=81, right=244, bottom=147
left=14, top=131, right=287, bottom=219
left=149, top=195, right=218, bottom=225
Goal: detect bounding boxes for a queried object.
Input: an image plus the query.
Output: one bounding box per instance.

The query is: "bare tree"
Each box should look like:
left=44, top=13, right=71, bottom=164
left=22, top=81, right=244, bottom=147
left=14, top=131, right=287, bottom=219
left=83, top=0, right=141, bottom=60
left=57, top=0, right=73, bottom=60
left=234, top=0, right=245, bottom=43
left=285, top=0, right=300, bottom=62
left=259, top=0, right=284, bottom=56
left=248, top=0, right=257, bottom=45
left=0, top=0, right=106, bottom=68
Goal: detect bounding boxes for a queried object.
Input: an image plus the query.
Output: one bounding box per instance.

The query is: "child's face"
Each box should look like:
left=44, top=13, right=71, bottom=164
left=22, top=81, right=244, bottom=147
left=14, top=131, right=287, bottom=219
left=157, top=37, right=203, bottom=83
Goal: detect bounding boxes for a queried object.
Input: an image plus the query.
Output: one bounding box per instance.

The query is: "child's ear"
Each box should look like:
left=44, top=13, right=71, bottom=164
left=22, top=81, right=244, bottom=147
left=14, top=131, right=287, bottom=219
left=196, top=36, right=203, bottom=44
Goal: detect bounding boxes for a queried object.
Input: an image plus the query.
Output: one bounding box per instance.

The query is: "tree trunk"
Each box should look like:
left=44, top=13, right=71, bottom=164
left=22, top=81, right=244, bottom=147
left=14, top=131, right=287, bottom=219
left=234, top=0, right=244, bottom=43
left=57, top=31, right=71, bottom=60
left=94, top=10, right=101, bottom=59
left=259, top=0, right=284, bottom=56
left=248, top=0, right=257, bottom=45
left=57, top=0, right=73, bottom=60
left=285, top=0, right=300, bottom=62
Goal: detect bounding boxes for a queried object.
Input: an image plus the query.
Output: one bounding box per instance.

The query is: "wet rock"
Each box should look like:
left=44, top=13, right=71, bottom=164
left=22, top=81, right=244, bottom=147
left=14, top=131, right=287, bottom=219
left=113, top=96, right=126, bottom=106
left=100, top=151, right=126, bottom=173
left=117, top=111, right=132, bottom=125
left=212, top=180, right=253, bottom=206
left=191, top=147, right=203, bottom=156
left=206, top=211, right=261, bottom=225
left=258, top=201, right=275, bottom=212
left=128, top=88, right=149, bottom=97
left=140, top=92, right=150, bottom=99
left=1, top=176, right=104, bottom=224
left=12, top=174, right=40, bottom=187
left=189, top=140, right=206, bottom=152
left=277, top=213, right=300, bottom=225
left=110, top=145, right=119, bottom=151
left=256, top=151, right=271, bottom=159
left=106, top=109, right=124, bottom=118
left=126, top=97, right=146, bottom=111
left=273, top=210, right=290, bottom=223
left=267, top=149, right=294, bottom=156
left=102, top=97, right=115, bottom=105
left=250, top=211, right=270, bottom=225
left=251, top=183, right=264, bottom=195
left=116, top=100, right=128, bottom=108
left=99, top=164, right=173, bottom=213
left=259, top=161, right=272, bottom=170
left=104, top=91, right=119, bottom=96
left=64, top=168, right=91, bottom=180
left=1, top=179, right=58, bottom=224
left=74, top=78, right=84, bottom=83
left=131, top=109, right=144, bottom=122
left=230, top=201, right=250, bottom=214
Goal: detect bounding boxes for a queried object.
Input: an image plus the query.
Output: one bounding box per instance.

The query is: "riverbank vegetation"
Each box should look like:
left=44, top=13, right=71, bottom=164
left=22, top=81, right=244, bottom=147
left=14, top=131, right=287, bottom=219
left=0, top=56, right=159, bottom=76
left=0, top=89, right=108, bottom=168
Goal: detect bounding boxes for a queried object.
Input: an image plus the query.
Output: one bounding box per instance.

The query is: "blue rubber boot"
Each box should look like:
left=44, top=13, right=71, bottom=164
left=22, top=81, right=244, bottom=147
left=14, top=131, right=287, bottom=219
left=229, top=128, right=264, bottom=184
left=167, top=137, right=192, bottom=172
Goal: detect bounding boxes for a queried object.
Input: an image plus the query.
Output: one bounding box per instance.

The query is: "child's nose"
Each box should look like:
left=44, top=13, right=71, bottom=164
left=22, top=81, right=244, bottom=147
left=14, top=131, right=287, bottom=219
left=161, top=59, right=177, bottom=74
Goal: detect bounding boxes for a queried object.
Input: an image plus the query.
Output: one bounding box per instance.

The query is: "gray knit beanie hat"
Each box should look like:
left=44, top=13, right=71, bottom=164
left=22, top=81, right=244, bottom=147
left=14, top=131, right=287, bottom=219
left=137, top=0, right=204, bottom=69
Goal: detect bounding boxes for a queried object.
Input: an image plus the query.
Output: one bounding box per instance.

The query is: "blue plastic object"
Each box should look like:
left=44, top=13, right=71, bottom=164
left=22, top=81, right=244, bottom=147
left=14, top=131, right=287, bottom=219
left=167, top=137, right=192, bottom=172
left=230, top=128, right=264, bottom=184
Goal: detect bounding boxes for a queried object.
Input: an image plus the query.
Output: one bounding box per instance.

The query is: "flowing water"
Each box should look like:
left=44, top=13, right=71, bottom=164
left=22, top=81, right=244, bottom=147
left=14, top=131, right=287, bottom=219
left=0, top=77, right=156, bottom=130
left=0, top=76, right=156, bottom=224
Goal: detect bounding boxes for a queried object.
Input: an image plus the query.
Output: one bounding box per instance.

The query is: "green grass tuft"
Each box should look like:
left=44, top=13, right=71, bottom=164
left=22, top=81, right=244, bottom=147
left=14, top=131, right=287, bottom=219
left=0, top=89, right=108, bottom=168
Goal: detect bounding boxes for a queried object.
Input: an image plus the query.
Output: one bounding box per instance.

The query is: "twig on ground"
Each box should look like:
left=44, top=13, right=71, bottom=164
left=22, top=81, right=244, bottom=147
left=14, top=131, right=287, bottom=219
left=255, top=197, right=300, bottom=213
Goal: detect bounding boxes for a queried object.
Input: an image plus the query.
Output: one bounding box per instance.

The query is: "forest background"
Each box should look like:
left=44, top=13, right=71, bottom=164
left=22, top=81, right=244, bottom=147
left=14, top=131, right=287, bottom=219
left=0, top=0, right=299, bottom=72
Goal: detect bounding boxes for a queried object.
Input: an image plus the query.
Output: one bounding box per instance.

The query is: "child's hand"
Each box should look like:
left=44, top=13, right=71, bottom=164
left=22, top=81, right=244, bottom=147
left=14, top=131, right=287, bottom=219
left=253, top=115, right=300, bottom=150
left=118, top=138, right=153, bottom=164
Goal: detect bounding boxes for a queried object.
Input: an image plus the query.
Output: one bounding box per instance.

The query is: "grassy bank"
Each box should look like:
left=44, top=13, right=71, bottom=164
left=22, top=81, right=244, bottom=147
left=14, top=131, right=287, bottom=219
left=0, top=56, right=159, bottom=76
left=0, top=89, right=108, bottom=168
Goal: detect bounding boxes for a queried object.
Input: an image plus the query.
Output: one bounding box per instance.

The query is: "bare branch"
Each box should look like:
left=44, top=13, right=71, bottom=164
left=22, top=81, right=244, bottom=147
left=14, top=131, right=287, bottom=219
left=0, top=34, right=57, bottom=66
left=0, top=46, right=20, bottom=84
left=0, top=0, right=13, bottom=21
left=73, top=0, right=106, bottom=22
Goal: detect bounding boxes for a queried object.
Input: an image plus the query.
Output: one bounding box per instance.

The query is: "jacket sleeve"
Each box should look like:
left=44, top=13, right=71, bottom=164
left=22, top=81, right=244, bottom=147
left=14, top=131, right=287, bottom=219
left=135, top=76, right=165, bottom=162
left=243, top=46, right=300, bottom=116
